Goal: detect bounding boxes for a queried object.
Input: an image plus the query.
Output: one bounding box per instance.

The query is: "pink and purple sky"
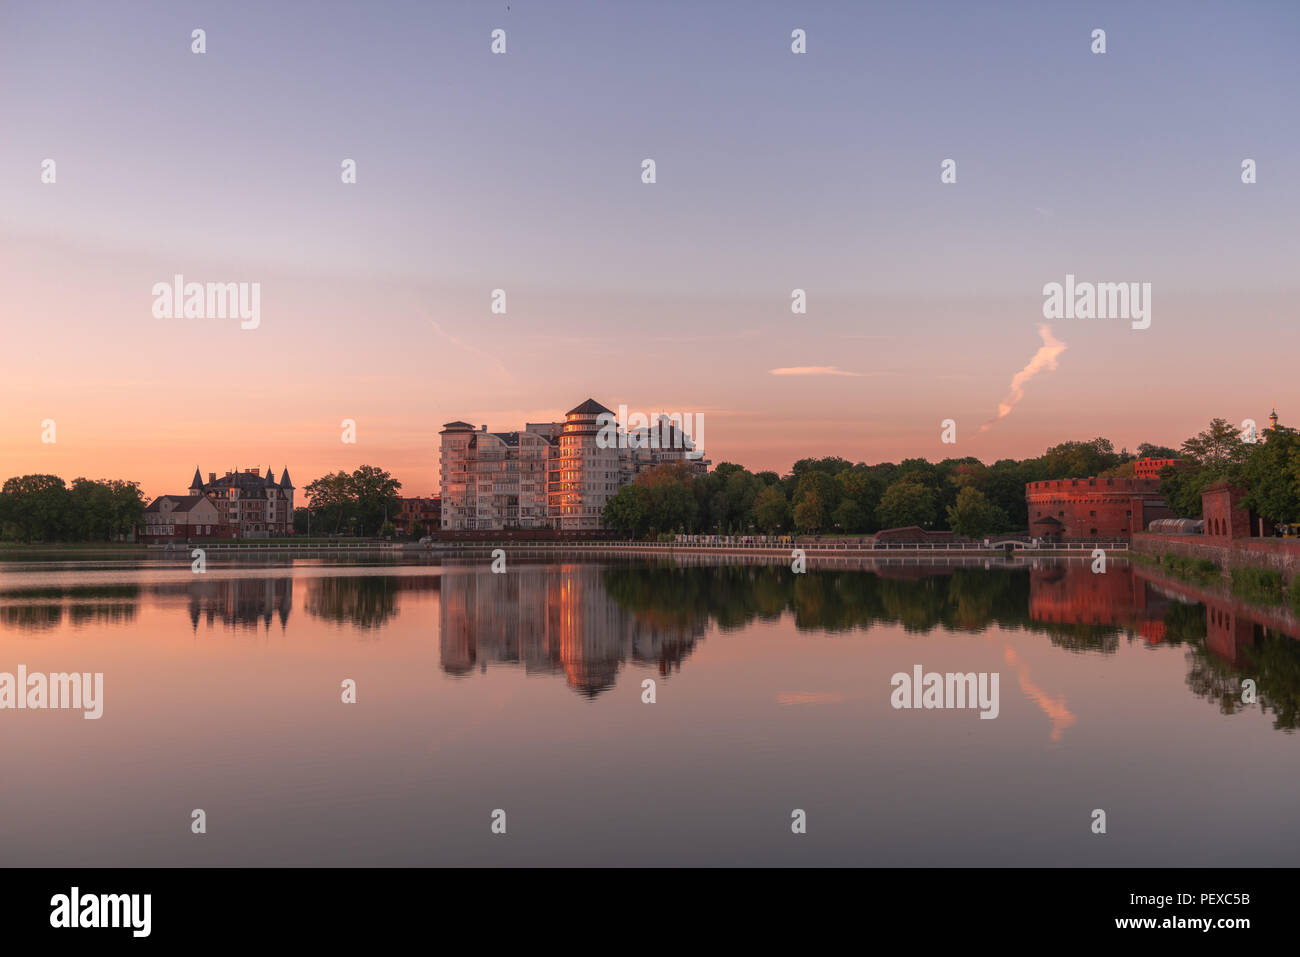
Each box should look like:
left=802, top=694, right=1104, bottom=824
left=1, top=1, right=1297, bottom=499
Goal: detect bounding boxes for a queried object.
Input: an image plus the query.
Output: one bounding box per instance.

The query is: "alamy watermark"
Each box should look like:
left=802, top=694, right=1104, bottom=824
left=890, top=664, right=999, bottom=719
left=50, top=887, right=150, bottom=937
left=1, top=666, right=103, bottom=719
left=596, top=405, right=704, bottom=458
left=152, top=274, right=261, bottom=329
left=1042, top=273, right=1150, bottom=330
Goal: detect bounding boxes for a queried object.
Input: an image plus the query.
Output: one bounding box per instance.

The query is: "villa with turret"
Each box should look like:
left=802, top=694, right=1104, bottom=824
left=140, top=466, right=295, bottom=541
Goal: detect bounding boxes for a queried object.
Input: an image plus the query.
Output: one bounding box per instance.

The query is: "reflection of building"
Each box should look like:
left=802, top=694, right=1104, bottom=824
left=1026, top=477, right=1174, bottom=540
left=1205, top=604, right=1261, bottom=667
left=182, top=577, right=293, bottom=631
left=438, top=564, right=704, bottom=695
left=1029, top=563, right=1149, bottom=628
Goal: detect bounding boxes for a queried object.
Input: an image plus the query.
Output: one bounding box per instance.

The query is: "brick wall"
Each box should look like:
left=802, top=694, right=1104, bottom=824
left=1132, top=533, right=1300, bottom=584
left=1026, top=477, right=1172, bottom=539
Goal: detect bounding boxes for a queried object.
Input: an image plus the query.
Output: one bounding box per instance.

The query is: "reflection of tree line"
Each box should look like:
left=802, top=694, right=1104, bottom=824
left=0, top=574, right=412, bottom=633
left=603, top=560, right=1300, bottom=732
left=1139, top=575, right=1300, bottom=732
left=602, top=561, right=1122, bottom=652
left=0, top=584, right=140, bottom=630
left=4, top=562, right=1298, bottom=728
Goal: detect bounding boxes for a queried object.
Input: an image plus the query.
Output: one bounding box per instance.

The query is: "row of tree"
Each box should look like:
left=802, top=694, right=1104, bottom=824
left=0, top=476, right=146, bottom=542
left=1157, top=419, right=1300, bottom=524
left=602, top=437, right=1174, bottom=538
left=602, top=424, right=1300, bottom=539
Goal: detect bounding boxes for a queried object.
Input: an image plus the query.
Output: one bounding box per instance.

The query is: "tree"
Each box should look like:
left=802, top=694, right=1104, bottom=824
left=793, top=494, right=825, bottom=533
left=1037, top=438, right=1121, bottom=479
left=642, top=464, right=698, bottom=532
left=946, top=487, right=1009, bottom=538
left=1, top=475, right=70, bottom=542
left=603, top=483, right=652, bottom=537
left=1239, top=427, right=1300, bottom=524
left=350, top=465, right=402, bottom=537
left=68, top=478, right=114, bottom=541
left=792, top=471, right=839, bottom=532
left=752, top=486, right=790, bottom=533
left=378, top=521, right=397, bottom=539
left=107, top=480, right=146, bottom=539
left=1160, top=465, right=1209, bottom=518
left=833, top=498, right=865, bottom=532
left=1180, top=418, right=1248, bottom=467
left=875, top=480, right=936, bottom=529
left=304, top=471, right=353, bottom=534
left=1137, top=443, right=1180, bottom=459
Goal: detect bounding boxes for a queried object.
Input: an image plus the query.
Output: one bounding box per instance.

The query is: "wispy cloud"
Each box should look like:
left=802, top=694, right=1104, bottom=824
left=769, top=366, right=862, bottom=377
left=979, top=324, right=1066, bottom=432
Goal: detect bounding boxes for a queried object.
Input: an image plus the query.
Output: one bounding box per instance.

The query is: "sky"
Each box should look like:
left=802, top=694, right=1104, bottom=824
left=1, top=0, right=1297, bottom=500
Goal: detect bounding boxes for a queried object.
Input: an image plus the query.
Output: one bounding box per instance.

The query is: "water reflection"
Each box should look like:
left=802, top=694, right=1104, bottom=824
left=1, top=558, right=1298, bottom=730
left=185, top=577, right=294, bottom=632
left=439, top=565, right=704, bottom=696
left=0, top=583, right=140, bottom=631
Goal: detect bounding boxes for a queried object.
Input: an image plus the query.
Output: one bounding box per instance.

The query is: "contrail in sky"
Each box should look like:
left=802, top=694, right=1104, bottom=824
left=980, top=324, right=1066, bottom=432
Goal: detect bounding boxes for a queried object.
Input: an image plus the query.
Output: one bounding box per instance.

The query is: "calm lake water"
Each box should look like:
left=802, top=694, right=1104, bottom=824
left=1, top=553, right=1297, bottom=866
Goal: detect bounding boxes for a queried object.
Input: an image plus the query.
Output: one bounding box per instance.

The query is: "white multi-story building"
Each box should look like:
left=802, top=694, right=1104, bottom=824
left=439, top=398, right=705, bottom=532
left=439, top=420, right=560, bottom=530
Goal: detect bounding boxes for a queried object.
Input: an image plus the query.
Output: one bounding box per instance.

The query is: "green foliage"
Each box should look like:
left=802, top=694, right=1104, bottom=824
left=875, top=480, right=937, bottom=530
left=1137, top=443, right=1181, bottom=459
left=303, top=465, right=402, bottom=537
left=1230, top=567, right=1285, bottom=605
left=1036, top=438, right=1121, bottom=480
left=0, top=475, right=144, bottom=542
left=603, top=483, right=653, bottom=538
left=751, top=486, right=790, bottom=533
left=1162, top=553, right=1220, bottom=585
left=1238, top=426, right=1300, bottom=524
left=1181, top=418, right=1250, bottom=468
left=945, top=486, right=1009, bottom=538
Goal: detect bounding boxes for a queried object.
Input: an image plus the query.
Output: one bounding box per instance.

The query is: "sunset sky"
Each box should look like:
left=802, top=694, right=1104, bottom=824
left=1, top=0, right=1297, bottom=500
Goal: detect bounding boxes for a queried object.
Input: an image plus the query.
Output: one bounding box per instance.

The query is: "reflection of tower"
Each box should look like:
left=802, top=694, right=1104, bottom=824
left=553, top=566, right=624, bottom=696
left=439, top=563, right=644, bottom=696
left=439, top=571, right=476, bottom=674
left=1205, top=604, right=1260, bottom=668
left=1028, top=563, right=1134, bottom=626
left=186, top=576, right=293, bottom=630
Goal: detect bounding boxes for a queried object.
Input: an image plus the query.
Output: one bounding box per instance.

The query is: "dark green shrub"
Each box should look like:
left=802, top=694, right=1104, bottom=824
left=1231, top=566, right=1284, bottom=605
